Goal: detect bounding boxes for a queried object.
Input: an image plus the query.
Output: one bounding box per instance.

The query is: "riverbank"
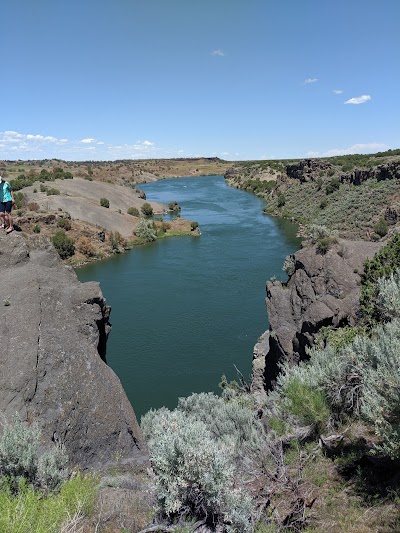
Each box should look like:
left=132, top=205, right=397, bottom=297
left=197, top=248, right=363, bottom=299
left=225, top=149, right=400, bottom=240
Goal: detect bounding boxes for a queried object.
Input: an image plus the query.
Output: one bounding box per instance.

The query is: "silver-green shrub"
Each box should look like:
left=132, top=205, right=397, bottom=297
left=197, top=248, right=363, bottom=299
left=134, top=218, right=156, bottom=242
left=282, top=255, right=296, bottom=276
left=177, top=392, right=264, bottom=458
left=0, top=414, right=68, bottom=492
left=375, top=268, right=400, bottom=321
left=141, top=407, right=254, bottom=531
left=361, top=319, right=400, bottom=458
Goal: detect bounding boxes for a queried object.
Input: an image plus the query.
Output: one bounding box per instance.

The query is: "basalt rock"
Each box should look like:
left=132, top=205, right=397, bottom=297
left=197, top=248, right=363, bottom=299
left=341, top=161, right=400, bottom=185
left=0, top=232, right=148, bottom=471
left=252, top=239, right=382, bottom=391
left=286, top=159, right=332, bottom=182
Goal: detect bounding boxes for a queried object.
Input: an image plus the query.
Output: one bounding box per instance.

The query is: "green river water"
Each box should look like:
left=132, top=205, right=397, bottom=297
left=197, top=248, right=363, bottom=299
left=76, top=175, right=301, bottom=419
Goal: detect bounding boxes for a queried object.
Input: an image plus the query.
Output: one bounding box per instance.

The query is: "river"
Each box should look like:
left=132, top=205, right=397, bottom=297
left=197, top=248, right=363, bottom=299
left=76, top=175, right=301, bottom=419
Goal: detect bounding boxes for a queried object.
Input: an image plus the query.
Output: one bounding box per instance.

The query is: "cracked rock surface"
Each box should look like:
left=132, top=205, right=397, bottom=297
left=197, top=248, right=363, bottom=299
left=252, top=239, right=383, bottom=392
left=0, top=233, right=148, bottom=471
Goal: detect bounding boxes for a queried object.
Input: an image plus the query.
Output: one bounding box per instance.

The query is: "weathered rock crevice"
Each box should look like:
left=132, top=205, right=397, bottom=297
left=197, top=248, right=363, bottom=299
left=251, top=239, right=383, bottom=393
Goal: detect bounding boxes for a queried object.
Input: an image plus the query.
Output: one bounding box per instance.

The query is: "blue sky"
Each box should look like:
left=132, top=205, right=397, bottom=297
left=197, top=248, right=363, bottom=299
left=1, top=0, right=399, bottom=161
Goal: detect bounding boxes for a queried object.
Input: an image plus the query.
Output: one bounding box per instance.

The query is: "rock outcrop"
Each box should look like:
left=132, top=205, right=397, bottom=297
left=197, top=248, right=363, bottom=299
left=340, top=160, right=400, bottom=185
left=251, top=239, right=383, bottom=393
left=0, top=232, right=148, bottom=471
left=286, top=159, right=332, bottom=182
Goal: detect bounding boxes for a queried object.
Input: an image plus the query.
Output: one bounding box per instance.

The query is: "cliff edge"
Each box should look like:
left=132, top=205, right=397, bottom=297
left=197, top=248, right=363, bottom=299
left=0, top=232, right=148, bottom=471
left=252, top=239, right=382, bottom=394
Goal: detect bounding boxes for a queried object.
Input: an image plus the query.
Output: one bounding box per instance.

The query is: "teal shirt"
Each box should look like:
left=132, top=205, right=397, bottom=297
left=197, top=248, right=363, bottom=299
left=0, top=181, right=12, bottom=203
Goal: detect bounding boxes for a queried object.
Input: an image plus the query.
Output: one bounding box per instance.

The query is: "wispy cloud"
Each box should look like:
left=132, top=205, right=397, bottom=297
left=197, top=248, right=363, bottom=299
left=306, top=143, right=387, bottom=158
left=333, top=89, right=343, bottom=94
left=142, top=140, right=154, bottom=146
left=211, top=49, right=224, bottom=57
left=344, top=94, right=371, bottom=105
left=304, top=78, right=318, bottom=84
left=80, top=138, right=96, bottom=144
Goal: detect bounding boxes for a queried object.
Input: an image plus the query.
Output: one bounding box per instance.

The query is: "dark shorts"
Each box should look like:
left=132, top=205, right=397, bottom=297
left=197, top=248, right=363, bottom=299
left=0, top=201, right=12, bottom=213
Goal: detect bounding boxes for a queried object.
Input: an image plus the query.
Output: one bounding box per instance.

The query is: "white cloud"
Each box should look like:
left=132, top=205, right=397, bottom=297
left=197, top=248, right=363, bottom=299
left=304, top=78, right=318, bottom=84
left=306, top=143, right=387, bottom=158
left=344, top=95, right=371, bottom=105
left=211, top=49, right=224, bottom=57
left=333, top=89, right=343, bottom=94
left=80, top=138, right=96, bottom=144
left=142, top=140, right=154, bottom=146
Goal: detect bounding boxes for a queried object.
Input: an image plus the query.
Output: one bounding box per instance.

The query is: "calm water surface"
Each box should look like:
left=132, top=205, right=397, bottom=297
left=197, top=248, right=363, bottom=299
left=77, top=175, right=300, bottom=418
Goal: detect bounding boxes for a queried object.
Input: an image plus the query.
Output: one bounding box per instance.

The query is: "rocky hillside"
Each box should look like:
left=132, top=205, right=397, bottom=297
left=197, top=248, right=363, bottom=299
left=225, top=149, right=400, bottom=239
left=0, top=232, right=148, bottom=472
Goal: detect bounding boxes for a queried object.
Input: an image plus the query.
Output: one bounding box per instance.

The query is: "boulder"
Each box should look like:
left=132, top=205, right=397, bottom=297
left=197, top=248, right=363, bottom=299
left=0, top=232, right=148, bottom=471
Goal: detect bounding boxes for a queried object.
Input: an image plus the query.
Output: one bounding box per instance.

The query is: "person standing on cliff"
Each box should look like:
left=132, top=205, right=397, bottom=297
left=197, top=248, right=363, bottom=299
left=0, top=176, right=15, bottom=233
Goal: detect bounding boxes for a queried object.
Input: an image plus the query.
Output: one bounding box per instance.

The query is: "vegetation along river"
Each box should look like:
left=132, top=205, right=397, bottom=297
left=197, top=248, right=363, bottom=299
left=76, top=175, right=301, bottom=419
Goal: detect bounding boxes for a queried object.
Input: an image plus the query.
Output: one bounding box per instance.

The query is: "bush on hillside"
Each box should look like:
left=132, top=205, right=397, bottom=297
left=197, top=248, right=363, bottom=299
left=127, top=207, right=140, bottom=216
left=374, top=217, right=388, bottom=237
left=141, top=406, right=255, bottom=532
left=141, top=202, right=153, bottom=216
left=0, top=414, right=68, bottom=492
left=51, top=230, right=75, bottom=259
left=100, top=197, right=109, bottom=208
left=56, top=217, right=71, bottom=230
left=360, top=234, right=400, bottom=325
left=325, top=177, right=340, bottom=194
left=14, top=191, right=26, bottom=209
left=277, top=193, right=286, bottom=207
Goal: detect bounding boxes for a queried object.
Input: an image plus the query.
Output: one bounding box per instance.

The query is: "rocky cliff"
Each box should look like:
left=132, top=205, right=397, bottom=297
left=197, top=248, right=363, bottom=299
left=0, top=232, right=148, bottom=471
left=251, top=239, right=382, bottom=394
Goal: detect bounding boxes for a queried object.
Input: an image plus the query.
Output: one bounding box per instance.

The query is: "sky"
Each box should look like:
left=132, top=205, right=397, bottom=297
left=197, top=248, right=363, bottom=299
left=1, top=0, right=399, bottom=162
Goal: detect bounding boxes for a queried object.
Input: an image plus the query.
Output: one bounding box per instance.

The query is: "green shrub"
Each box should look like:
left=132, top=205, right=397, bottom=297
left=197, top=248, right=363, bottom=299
left=141, top=202, right=153, bottom=216
left=373, top=217, right=388, bottom=237
left=32, top=224, right=41, bottom=234
left=0, top=473, right=97, bottom=533
left=127, top=207, right=140, bottom=216
left=51, top=230, right=75, bottom=259
left=134, top=218, right=156, bottom=242
left=319, top=198, right=328, bottom=209
left=46, top=188, right=60, bottom=196
left=56, top=217, right=71, bottom=230
left=279, top=377, right=330, bottom=427
left=168, top=201, right=181, bottom=212
left=325, top=177, right=340, bottom=194
left=277, top=193, right=286, bottom=207
left=190, top=221, right=199, bottom=230
left=14, top=191, right=26, bottom=209
left=100, top=197, right=109, bottom=208
left=316, top=236, right=336, bottom=254
left=360, top=234, right=400, bottom=324
left=40, top=184, right=47, bottom=193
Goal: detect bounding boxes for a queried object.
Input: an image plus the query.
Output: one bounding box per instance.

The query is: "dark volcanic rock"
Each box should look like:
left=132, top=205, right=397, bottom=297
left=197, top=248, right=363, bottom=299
left=286, top=159, right=332, bottom=182
left=341, top=161, right=400, bottom=185
left=253, top=239, right=382, bottom=391
left=0, top=233, right=148, bottom=471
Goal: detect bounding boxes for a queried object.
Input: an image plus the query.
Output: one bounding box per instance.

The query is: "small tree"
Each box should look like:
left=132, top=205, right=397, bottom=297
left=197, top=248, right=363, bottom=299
left=277, top=193, right=286, bottom=207
left=374, top=218, right=388, bottom=237
left=100, top=197, right=110, bottom=208
left=141, top=202, right=153, bottom=216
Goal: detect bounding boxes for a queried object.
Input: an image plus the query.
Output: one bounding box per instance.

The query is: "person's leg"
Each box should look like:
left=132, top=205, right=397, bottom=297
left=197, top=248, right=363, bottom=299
left=0, top=203, right=5, bottom=228
left=5, top=202, right=13, bottom=232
